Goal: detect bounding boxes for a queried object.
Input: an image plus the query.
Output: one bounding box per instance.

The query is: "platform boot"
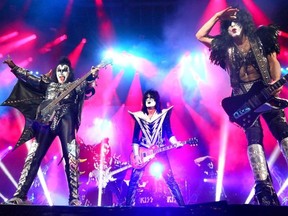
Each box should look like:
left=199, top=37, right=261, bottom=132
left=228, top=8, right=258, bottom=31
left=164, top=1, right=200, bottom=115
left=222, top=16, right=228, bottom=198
left=4, top=140, right=40, bottom=205
left=247, top=144, right=280, bottom=206
left=125, top=169, right=143, bottom=206
left=66, top=139, right=82, bottom=206
left=166, top=171, right=185, bottom=206
left=280, top=137, right=288, bottom=166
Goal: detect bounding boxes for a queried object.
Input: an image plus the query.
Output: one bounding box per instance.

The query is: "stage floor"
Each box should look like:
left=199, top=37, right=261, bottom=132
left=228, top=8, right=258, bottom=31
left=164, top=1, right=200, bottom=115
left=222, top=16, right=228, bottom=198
left=0, top=201, right=288, bottom=216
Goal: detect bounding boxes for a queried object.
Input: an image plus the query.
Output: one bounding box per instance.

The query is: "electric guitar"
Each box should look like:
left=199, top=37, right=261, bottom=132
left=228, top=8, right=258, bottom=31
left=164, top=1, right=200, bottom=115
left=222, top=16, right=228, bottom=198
left=99, top=164, right=132, bottom=188
left=221, top=74, right=288, bottom=129
left=130, top=137, right=198, bottom=169
left=36, top=59, right=112, bottom=125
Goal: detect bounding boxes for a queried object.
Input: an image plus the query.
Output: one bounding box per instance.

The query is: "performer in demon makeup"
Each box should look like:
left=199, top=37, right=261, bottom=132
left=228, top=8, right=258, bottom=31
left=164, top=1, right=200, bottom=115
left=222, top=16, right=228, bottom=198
left=125, top=89, right=185, bottom=206
left=196, top=7, right=288, bottom=206
left=1, top=56, right=98, bottom=206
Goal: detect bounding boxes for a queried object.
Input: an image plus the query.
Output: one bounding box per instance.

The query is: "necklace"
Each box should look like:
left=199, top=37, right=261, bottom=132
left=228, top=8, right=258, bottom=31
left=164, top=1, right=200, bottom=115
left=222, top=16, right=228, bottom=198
left=234, top=37, right=250, bottom=56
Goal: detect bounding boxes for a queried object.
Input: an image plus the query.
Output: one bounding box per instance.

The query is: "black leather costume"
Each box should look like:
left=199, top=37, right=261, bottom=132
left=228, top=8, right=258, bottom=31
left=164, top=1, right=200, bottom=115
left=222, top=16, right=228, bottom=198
left=1, top=63, right=96, bottom=205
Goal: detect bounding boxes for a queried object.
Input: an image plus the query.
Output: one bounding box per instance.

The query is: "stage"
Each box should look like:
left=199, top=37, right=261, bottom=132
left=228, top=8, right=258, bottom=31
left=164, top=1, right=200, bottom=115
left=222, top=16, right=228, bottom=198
left=0, top=201, right=288, bottom=216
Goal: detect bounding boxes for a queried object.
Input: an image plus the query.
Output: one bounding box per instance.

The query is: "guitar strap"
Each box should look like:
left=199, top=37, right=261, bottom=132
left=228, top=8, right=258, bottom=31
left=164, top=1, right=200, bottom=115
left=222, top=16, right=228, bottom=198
left=228, top=37, right=271, bottom=96
left=249, top=37, right=271, bottom=85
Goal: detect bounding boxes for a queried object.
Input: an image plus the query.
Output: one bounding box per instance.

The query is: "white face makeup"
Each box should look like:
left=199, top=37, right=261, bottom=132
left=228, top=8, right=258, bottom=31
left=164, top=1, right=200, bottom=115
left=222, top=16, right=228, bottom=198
left=228, top=22, right=243, bottom=38
left=56, top=64, right=70, bottom=84
left=145, top=94, right=156, bottom=108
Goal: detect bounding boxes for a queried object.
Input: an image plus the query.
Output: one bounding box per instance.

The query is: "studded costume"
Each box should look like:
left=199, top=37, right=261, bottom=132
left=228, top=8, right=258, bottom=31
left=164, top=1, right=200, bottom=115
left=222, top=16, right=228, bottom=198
left=1, top=57, right=96, bottom=205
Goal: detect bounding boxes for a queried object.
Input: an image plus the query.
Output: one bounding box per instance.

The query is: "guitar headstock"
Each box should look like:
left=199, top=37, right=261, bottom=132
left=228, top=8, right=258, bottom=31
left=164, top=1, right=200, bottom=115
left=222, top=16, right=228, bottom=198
left=97, top=58, right=113, bottom=69
left=185, top=137, right=198, bottom=147
left=90, top=58, right=113, bottom=80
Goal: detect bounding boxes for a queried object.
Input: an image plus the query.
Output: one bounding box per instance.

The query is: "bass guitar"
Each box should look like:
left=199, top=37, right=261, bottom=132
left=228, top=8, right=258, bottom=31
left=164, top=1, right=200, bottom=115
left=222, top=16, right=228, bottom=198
left=130, top=137, right=198, bottom=169
left=36, top=59, right=112, bottom=125
left=221, top=74, right=288, bottom=129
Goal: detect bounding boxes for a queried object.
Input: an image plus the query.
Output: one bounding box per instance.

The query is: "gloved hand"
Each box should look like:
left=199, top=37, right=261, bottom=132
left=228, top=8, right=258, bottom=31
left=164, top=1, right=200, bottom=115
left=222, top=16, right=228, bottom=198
left=3, top=55, right=16, bottom=69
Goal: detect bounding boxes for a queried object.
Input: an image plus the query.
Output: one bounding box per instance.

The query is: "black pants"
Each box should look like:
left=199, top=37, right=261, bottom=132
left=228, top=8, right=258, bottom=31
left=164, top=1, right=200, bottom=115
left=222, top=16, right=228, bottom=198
left=14, top=113, right=80, bottom=203
left=245, top=109, right=288, bottom=145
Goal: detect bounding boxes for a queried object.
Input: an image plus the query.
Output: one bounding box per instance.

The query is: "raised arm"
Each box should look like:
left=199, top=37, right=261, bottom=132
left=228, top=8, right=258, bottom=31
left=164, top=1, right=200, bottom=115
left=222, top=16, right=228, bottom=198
left=3, top=56, right=47, bottom=89
left=195, top=7, right=238, bottom=48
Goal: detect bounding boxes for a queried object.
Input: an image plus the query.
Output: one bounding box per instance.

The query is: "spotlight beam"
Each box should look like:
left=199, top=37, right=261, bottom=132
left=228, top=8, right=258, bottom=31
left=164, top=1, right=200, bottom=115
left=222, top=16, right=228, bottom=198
left=216, top=118, right=228, bottom=201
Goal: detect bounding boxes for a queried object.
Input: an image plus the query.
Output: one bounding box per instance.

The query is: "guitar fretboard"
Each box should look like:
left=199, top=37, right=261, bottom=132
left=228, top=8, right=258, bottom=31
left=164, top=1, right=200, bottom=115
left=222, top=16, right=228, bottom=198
left=109, top=164, right=132, bottom=176
left=152, top=138, right=198, bottom=155
left=263, top=74, right=288, bottom=99
left=42, top=61, right=110, bottom=113
left=42, top=70, right=94, bottom=113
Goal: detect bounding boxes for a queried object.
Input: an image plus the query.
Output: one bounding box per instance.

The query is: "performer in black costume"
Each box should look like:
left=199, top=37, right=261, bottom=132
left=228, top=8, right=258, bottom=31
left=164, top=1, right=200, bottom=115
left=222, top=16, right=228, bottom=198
left=1, top=56, right=98, bottom=205
left=196, top=7, right=288, bottom=205
left=125, top=89, right=185, bottom=206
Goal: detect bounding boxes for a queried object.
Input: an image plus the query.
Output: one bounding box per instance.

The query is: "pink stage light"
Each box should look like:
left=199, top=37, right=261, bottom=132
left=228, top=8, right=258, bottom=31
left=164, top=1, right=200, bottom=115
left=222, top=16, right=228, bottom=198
left=125, top=73, right=143, bottom=107
left=0, top=162, right=18, bottom=188
left=197, top=0, right=228, bottom=35
left=242, top=0, right=271, bottom=26
left=216, top=118, right=228, bottom=201
left=68, top=38, right=86, bottom=68
left=39, top=34, right=68, bottom=53
left=0, top=146, right=13, bottom=160
left=0, top=31, right=19, bottom=43
left=0, top=34, right=36, bottom=56
left=95, top=0, right=103, bottom=6
left=94, top=0, right=115, bottom=43
left=14, top=34, right=36, bottom=49
left=279, top=31, right=288, bottom=39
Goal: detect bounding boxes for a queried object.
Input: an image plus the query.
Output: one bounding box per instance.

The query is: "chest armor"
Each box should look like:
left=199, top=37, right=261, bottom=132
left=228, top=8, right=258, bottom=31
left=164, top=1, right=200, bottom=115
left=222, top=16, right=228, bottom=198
left=45, top=82, right=76, bottom=102
left=130, top=107, right=172, bottom=148
left=227, top=38, right=271, bottom=94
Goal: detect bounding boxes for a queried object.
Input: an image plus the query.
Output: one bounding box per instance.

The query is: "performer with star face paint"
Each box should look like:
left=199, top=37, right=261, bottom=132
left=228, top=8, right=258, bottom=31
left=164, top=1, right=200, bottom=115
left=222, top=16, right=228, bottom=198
left=1, top=56, right=98, bottom=206
left=196, top=7, right=288, bottom=206
left=125, top=89, right=185, bottom=206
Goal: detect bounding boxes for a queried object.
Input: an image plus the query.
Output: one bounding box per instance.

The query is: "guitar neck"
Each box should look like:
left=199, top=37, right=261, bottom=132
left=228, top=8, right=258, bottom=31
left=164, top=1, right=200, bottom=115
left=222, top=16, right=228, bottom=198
left=151, top=139, right=196, bottom=155
left=152, top=143, right=180, bottom=155
left=43, top=60, right=108, bottom=112
left=109, top=164, right=132, bottom=176
left=264, top=74, right=288, bottom=97
left=49, top=70, right=93, bottom=106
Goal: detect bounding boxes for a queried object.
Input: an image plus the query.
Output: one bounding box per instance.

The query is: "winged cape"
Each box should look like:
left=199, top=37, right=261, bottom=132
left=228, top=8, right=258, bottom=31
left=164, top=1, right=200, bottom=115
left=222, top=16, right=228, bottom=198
left=1, top=80, right=45, bottom=150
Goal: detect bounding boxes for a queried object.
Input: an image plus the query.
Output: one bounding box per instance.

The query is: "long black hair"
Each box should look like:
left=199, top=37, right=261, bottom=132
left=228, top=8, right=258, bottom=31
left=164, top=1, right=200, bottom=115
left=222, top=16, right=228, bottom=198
left=141, top=89, right=162, bottom=114
left=220, top=8, right=256, bottom=39
left=50, top=56, right=75, bottom=83
left=210, top=8, right=256, bottom=68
